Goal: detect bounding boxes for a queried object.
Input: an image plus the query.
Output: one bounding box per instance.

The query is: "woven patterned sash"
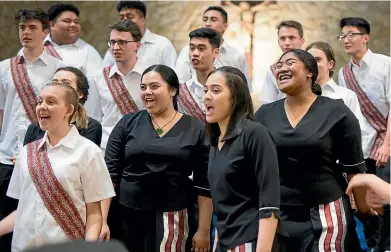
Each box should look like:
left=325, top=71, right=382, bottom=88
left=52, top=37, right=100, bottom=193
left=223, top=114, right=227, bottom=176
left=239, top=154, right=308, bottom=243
left=44, top=41, right=62, bottom=60
left=10, top=56, right=38, bottom=123
left=177, top=84, right=205, bottom=122
left=27, top=140, right=85, bottom=240
left=342, top=64, right=387, bottom=159
left=103, top=66, right=139, bottom=115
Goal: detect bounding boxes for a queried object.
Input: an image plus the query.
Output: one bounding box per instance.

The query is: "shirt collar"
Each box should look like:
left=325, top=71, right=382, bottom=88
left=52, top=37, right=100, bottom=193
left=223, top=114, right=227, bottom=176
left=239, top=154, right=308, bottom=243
left=350, top=49, right=373, bottom=68
left=37, top=125, right=80, bottom=150
left=109, top=59, right=146, bottom=78
left=321, top=78, right=338, bottom=92
left=222, top=116, right=248, bottom=142
left=141, top=28, right=155, bottom=44
left=17, top=48, right=50, bottom=65
left=45, top=34, right=82, bottom=48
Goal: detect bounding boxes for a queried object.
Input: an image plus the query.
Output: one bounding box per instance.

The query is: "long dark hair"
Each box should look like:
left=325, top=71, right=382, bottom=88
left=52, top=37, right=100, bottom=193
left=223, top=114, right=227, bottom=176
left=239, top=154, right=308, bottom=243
left=141, top=65, right=179, bottom=110
left=278, top=49, right=322, bottom=95
left=205, top=66, right=254, bottom=147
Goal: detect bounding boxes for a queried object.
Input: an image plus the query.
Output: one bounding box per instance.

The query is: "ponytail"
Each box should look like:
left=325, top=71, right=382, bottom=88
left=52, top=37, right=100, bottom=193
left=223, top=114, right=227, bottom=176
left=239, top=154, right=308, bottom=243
left=72, top=102, right=89, bottom=129
left=311, top=82, right=322, bottom=95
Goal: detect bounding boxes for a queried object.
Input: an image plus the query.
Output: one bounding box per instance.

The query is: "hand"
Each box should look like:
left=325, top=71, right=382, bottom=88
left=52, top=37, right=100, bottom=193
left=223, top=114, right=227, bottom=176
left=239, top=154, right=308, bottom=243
left=346, top=174, right=371, bottom=195
left=9, top=156, right=16, bottom=165
left=192, top=229, right=210, bottom=252
left=375, top=144, right=390, bottom=166
left=366, top=189, right=386, bottom=209
left=99, top=222, right=110, bottom=241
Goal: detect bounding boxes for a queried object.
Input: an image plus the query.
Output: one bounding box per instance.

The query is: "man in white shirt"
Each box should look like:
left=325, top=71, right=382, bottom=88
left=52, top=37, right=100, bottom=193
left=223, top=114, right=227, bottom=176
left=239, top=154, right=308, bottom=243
left=44, top=3, right=103, bottom=117
left=0, top=9, right=64, bottom=252
left=103, top=1, right=177, bottom=69
left=175, top=6, right=252, bottom=91
left=92, top=19, right=147, bottom=152
left=177, top=28, right=220, bottom=121
left=337, top=17, right=390, bottom=251
left=259, top=20, right=305, bottom=104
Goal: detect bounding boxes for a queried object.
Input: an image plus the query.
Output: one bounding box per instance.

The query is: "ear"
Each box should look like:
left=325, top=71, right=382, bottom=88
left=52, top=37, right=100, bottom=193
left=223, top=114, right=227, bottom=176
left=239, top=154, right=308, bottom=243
left=222, top=23, right=228, bottom=33
left=50, top=20, right=55, bottom=29
left=43, top=29, right=49, bottom=37
left=213, top=47, right=219, bottom=59
left=327, top=60, right=335, bottom=72
left=300, top=38, right=305, bottom=48
left=135, top=41, right=141, bottom=52
left=169, top=86, right=177, bottom=97
left=363, top=34, right=370, bottom=45
left=306, top=70, right=313, bottom=80
left=65, top=104, right=75, bottom=119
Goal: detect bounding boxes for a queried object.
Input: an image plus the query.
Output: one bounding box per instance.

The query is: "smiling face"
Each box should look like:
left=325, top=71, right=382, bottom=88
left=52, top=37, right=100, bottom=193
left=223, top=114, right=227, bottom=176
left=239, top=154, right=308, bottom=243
left=140, top=71, right=176, bottom=115
left=204, top=71, right=232, bottom=124
left=50, top=10, right=80, bottom=44
left=340, top=25, right=369, bottom=56
left=275, top=51, right=313, bottom=95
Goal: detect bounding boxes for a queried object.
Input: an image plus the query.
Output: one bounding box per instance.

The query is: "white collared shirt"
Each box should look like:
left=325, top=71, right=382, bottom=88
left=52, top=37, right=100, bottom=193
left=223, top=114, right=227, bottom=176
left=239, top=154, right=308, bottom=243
left=0, top=49, right=64, bottom=165
left=7, top=126, right=115, bottom=252
left=175, top=40, right=252, bottom=92
left=184, top=73, right=206, bottom=113
left=92, top=60, right=147, bottom=151
left=259, top=67, right=285, bottom=104
left=338, top=49, right=390, bottom=158
left=103, top=28, right=177, bottom=69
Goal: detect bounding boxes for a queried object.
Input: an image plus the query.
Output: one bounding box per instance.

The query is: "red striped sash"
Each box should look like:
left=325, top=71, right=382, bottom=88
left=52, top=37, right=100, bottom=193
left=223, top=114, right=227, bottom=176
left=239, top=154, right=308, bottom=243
left=342, top=64, right=387, bottom=159
left=177, top=84, right=205, bottom=122
left=10, top=56, right=38, bottom=123
left=103, top=66, right=139, bottom=116
left=160, top=209, right=189, bottom=252
left=44, top=41, right=62, bottom=60
left=27, top=140, right=85, bottom=240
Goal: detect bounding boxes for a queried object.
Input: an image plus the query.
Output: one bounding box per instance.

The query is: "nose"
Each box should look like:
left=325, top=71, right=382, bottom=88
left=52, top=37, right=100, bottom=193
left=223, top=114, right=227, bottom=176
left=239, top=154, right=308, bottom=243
left=113, top=41, right=120, bottom=50
left=203, top=90, right=211, bottom=102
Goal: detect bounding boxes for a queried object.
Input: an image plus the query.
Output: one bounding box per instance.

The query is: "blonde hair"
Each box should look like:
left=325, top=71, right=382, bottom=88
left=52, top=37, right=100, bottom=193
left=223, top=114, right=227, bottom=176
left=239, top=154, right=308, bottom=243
left=48, top=81, right=88, bottom=129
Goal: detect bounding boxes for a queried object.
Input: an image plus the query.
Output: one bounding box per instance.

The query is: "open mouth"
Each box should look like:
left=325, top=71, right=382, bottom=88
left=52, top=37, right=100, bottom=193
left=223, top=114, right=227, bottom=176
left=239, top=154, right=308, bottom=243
left=191, top=59, right=200, bottom=64
left=205, top=104, right=214, bottom=115
left=278, top=73, right=292, bottom=84
left=39, top=115, right=50, bottom=122
left=145, top=98, right=155, bottom=107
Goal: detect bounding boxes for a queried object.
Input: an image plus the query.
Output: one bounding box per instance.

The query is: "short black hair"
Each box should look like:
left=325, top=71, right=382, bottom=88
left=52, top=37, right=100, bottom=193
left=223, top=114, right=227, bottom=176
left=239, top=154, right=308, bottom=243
left=15, top=8, right=50, bottom=30
left=48, top=3, right=80, bottom=21
left=277, top=20, right=304, bottom=38
left=204, top=6, right=228, bottom=23
left=189, top=28, right=221, bottom=49
left=141, top=65, right=179, bottom=110
left=339, top=17, right=370, bottom=35
left=109, top=19, right=142, bottom=41
left=116, top=1, right=146, bottom=17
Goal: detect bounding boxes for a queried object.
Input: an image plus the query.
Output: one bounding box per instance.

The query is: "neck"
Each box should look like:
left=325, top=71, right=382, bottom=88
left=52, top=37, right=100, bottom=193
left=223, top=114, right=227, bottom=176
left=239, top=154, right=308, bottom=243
left=47, top=124, right=71, bottom=146
left=196, top=67, right=214, bottom=85
left=218, top=116, right=230, bottom=141
left=117, top=56, right=137, bottom=76
left=23, top=46, right=44, bottom=62
left=352, top=47, right=368, bottom=66
left=285, top=87, right=317, bottom=106
left=141, top=27, right=146, bottom=38
left=317, top=76, right=329, bottom=86
left=151, top=106, right=176, bottom=120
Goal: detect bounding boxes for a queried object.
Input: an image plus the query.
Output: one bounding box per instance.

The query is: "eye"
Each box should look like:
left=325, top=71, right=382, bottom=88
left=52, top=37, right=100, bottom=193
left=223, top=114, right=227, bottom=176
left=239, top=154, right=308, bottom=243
left=140, top=85, right=146, bottom=90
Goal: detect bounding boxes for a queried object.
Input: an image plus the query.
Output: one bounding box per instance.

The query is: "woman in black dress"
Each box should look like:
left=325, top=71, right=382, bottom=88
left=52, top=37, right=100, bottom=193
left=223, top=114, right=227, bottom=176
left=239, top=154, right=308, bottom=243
left=255, top=49, right=370, bottom=252
left=23, top=67, right=102, bottom=146
left=104, top=65, right=212, bottom=252
left=204, top=66, right=280, bottom=252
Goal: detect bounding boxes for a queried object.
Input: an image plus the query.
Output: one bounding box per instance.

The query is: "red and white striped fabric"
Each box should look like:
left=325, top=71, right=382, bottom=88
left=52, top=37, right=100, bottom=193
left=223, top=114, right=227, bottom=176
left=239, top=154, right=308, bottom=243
left=318, top=197, right=347, bottom=252
left=227, top=243, right=253, bottom=252
left=159, top=209, right=189, bottom=252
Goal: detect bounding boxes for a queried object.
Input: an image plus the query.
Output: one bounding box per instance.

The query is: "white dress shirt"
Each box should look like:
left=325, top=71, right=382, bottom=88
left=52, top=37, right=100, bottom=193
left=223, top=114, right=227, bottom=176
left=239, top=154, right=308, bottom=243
left=338, top=49, right=390, bottom=158
left=175, top=41, right=252, bottom=92
left=184, top=73, right=206, bottom=113
left=0, top=49, right=64, bottom=165
left=92, top=60, right=147, bottom=151
left=258, top=67, right=285, bottom=104
left=103, top=28, right=177, bottom=69
left=7, top=126, right=115, bottom=252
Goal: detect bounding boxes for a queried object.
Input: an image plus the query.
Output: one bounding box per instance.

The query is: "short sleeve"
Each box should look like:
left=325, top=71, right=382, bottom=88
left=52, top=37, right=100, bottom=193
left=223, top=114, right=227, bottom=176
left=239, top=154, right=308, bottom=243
left=246, top=125, right=280, bottom=219
left=81, top=149, right=115, bottom=203
left=6, top=148, right=26, bottom=199
left=334, top=101, right=367, bottom=174
left=192, top=129, right=210, bottom=198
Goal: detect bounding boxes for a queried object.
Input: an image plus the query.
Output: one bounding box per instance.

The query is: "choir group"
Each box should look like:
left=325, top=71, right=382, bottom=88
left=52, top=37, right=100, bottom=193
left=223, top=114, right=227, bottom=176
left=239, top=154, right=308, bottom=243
left=0, top=1, right=389, bottom=252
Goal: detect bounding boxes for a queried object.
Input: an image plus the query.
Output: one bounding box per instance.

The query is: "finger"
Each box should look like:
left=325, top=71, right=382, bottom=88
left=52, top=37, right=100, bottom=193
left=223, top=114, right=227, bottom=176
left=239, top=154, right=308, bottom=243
left=105, top=232, right=110, bottom=240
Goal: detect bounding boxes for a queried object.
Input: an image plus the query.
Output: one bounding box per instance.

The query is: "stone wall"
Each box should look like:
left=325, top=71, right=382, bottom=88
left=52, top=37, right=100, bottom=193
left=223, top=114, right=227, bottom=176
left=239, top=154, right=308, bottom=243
left=0, top=1, right=389, bottom=96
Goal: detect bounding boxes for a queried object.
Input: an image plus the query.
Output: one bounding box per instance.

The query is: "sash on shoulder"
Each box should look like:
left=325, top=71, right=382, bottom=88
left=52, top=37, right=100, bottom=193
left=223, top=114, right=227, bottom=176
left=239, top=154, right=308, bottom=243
left=10, top=56, right=38, bottom=123
left=44, top=41, right=62, bottom=60
left=103, top=66, right=139, bottom=116
left=177, top=84, right=205, bottom=122
left=342, top=64, right=387, bottom=159
left=27, top=140, right=85, bottom=240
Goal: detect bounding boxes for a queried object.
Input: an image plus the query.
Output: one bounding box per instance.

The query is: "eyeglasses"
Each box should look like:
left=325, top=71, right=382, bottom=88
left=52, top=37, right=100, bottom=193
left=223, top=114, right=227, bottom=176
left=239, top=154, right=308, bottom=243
left=107, top=40, right=137, bottom=47
left=337, top=32, right=364, bottom=42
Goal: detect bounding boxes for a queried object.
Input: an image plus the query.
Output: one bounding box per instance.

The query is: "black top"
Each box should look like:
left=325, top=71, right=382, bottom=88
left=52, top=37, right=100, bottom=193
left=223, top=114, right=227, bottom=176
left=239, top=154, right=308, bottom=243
left=255, top=96, right=366, bottom=207
left=23, top=117, right=102, bottom=147
left=105, top=110, right=210, bottom=212
left=208, top=119, right=280, bottom=250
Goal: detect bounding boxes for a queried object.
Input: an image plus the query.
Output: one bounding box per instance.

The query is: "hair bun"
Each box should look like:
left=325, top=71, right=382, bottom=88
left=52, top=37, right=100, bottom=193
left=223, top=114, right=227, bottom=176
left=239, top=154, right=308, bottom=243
left=311, top=82, right=322, bottom=95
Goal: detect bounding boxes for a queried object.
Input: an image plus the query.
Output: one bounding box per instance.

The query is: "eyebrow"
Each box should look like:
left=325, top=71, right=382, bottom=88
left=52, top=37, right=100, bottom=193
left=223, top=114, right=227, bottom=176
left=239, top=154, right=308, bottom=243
left=140, top=82, right=161, bottom=85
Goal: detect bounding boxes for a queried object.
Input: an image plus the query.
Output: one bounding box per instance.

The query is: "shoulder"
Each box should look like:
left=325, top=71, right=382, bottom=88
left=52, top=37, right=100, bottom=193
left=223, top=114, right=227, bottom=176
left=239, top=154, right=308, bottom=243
left=372, top=52, right=390, bottom=62
left=121, top=110, right=148, bottom=127
left=241, top=119, right=273, bottom=144
left=181, top=113, right=204, bottom=129
left=255, top=99, right=283, bottom=119
left=223, top=42, right=245, bottom=59
left=153, top=33, right=174, bottom=46
left=87, top=117, right=102, bottom=130
left=0, top=59, right=11, bottom=74
left=78, top=39, right=100, bottom=53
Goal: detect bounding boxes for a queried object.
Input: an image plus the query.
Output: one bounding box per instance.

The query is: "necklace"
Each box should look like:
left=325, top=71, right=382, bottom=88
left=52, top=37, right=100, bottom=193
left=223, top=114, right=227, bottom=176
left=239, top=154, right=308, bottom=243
left=150, top=111, right=177, bottom=135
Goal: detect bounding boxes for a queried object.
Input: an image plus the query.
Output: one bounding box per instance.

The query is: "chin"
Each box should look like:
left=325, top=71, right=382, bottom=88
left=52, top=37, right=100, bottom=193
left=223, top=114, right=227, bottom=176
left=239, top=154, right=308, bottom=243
left=205, top=114, right=219, bottom=123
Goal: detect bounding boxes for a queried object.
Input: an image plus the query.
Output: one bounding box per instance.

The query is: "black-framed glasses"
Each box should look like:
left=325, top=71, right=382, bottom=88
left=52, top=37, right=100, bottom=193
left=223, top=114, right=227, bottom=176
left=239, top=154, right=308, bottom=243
left=337, top=32, right=364, bottom=42
left=107, top=40, right=137, bottom=47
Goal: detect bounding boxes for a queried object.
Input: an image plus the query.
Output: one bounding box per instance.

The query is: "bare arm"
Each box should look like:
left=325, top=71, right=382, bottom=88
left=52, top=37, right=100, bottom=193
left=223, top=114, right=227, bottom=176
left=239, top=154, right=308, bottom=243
left=347, top=174, right=371, bottom=214
left=192, top=195, right=213, bottom=251
left=375, top=115, right=391, bottom=166
left=256, top=213, right=278, bottom=252
left=347, top=174, right=391, bottom=205
left=85, top=202, right=103, bottom=241
left=0, top=211, right=16, bottom=236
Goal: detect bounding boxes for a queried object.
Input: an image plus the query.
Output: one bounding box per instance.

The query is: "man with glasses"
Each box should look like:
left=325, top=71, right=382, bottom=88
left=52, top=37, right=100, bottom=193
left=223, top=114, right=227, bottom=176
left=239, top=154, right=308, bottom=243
left=103, top=1, right=177, bottom=68
left=338, top=17, right=390, bottom=252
